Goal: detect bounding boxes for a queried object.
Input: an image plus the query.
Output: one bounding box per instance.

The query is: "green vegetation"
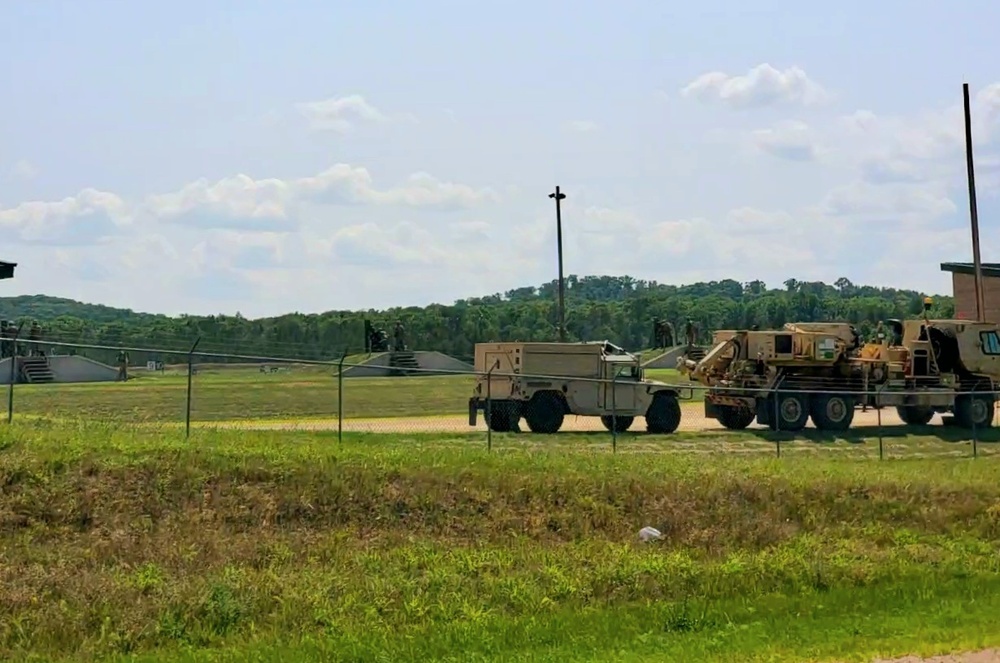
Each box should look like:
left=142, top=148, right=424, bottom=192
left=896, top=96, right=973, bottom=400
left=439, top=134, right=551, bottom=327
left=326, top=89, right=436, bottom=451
left=6, top=366, right=689, bottom=423
left=1, top=423, right=1000, bottom=662
left=1, top=275, right=954, bottom=366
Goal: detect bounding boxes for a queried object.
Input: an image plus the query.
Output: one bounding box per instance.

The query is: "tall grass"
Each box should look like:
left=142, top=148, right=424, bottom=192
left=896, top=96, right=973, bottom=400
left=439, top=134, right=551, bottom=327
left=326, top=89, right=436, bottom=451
left=3, top=422, right=1000, bottom=661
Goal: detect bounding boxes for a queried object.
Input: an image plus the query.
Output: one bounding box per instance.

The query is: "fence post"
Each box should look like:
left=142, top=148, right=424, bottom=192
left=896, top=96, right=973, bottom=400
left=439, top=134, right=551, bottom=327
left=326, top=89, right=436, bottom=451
left=485, top=359, right=499, bottom=452
left=876, top=392, right=884, bottom=461
left=338, top=349, right=348, bottom=444
left=772, top=388, right=781, bottom=457
left=6, top=322, right=24, bottom=424
left=185, top=336, right=201, bottom=439
left=971, top=388, right=979, bottom=459
left=611, top=371, right=618, bottom=453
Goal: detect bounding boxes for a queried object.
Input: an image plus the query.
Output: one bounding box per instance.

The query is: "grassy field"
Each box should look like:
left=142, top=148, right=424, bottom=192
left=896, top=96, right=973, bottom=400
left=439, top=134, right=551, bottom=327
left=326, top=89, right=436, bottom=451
left=6, top=364, right=693, bottom=423
left=2, top=422, right=1000, bottom=661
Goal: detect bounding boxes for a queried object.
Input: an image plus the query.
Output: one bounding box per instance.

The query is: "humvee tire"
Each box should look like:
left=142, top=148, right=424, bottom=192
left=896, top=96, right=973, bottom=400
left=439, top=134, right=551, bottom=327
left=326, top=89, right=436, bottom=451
left=954, top=393, right=995, bottom=429
left=717, top=404, right=755, bottom=430
left=896, top=405, right=934, bottom=426
left=646, top=392, right=681, bottom=434
left=810, top=394, right=855, bottom=431
left=487, top=400, right=521, bottom=432
left=600, top=415, right=634, bottom=433
left=525, top=391, right=565, bottom=434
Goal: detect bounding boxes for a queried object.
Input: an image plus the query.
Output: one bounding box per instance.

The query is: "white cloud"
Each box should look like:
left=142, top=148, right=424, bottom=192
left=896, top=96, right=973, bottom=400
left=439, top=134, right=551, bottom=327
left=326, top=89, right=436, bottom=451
left=11, top=160, right=38, bottom=180
left=146, top=164, right=501, bottom=230
left=0, top=188, right=132, bottom=244
left=11, top=76, right=1000, bottom=316
left=680, top=63, right=831, bottom=109
left=750, top=120, right=822, bottom=161
left=294, top=94, right=413, bottom=133
left=565, top=120, right=599, bottom=133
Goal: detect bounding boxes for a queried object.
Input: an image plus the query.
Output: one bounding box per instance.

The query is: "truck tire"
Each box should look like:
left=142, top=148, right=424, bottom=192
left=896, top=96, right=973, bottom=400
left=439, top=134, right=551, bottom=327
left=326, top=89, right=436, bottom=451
left=809, top=394, right=855, bottom=431
left=954, top=394, right=995, bottom=429
left=601, top=415, right=634, bottom=432
left=717, top=405, right=755, bottom=430
left=487, top=400, right=520, bottom=432
left=896, top=405, right=934, bottom=426
left=524, top=391, right=565, bottom=434
left=646, top=392, right=681, bottom=434
left=769, top=392, right=810, bottom=431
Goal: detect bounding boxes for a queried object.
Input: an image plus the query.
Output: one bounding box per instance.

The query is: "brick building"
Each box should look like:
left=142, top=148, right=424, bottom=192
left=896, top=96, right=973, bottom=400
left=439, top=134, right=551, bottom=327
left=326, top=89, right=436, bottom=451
left=940, top=262, right=1000, bottom=322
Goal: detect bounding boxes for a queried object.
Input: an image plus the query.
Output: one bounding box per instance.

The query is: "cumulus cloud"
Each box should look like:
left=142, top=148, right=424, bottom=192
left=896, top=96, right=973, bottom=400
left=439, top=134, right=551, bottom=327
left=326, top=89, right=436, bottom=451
left=817, top=180, right=957, bottom=223
left=146, top=164, right=500, bottom=230
left=10, top=77, right=1000, bottom=316
left=680, top=63, right=831, bottom=109
left=0, top=188, right=132, bottom=245
left=828, top=84, right=1000, bottom=189
left=294, top=94, right=413, bottom=133
left=750, top=120, right=822, bottom=161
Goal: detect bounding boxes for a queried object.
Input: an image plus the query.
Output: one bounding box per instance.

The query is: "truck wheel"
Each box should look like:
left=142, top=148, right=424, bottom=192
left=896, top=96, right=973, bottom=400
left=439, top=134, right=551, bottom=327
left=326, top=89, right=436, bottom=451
left=646, top=392, right=681, bottom=434
left=769, top=392, right=809, bottom=431
left=717, top=405, right=755, bottom=430
left=524, top=392, right=565, bottom=434
left=896, top=405, right=934, bottom=426
left=810, top=394, right=855, bottom=431
left=601, top=415, right=634, bottom=433
left=487, top=400, right=520, bottom=432
left=954, top=394, right=995, bottom=429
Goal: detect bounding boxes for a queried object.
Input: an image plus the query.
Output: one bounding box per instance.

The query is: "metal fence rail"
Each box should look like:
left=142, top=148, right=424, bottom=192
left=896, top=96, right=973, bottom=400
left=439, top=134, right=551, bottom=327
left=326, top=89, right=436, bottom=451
left=1, top=336, right=998, bottom=460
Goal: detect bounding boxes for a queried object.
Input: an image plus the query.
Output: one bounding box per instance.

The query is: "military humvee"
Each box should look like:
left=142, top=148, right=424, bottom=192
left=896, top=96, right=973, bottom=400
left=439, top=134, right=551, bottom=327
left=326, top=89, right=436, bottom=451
left=468, top=340, right=684, bottom=434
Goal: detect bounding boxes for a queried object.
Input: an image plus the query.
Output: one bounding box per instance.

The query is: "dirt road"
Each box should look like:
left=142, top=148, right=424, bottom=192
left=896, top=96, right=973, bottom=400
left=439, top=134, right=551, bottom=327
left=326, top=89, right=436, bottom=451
left=203, top=402, right=916, bottom=434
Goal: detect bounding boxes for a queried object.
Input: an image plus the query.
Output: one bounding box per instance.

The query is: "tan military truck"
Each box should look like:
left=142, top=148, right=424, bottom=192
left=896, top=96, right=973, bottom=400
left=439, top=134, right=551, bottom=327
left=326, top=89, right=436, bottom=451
left=468, top=340, right=684, bottom=434
left=678, top=313, right=1000, bottom=431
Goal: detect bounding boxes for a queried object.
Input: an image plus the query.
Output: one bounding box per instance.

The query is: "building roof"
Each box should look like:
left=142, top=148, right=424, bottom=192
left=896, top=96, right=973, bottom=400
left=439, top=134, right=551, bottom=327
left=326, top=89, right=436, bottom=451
left=0, top=261, right=15, bottom=280
left=940, top=262, right=1000, bottom=278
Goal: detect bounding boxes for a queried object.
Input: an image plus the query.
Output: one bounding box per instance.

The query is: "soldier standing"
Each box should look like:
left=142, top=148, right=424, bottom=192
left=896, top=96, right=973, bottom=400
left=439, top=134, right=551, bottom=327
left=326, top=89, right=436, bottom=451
left=663, top=321, right=675, bottom=347
left=875, top=321, right=886, bottom=343
left=393, top=321, right=406, bottom=352
left=27, top=321, right=41, bottom=356
left=685, top=318, right=697, bottom=347
left=116, top=348, right=130, bottom=381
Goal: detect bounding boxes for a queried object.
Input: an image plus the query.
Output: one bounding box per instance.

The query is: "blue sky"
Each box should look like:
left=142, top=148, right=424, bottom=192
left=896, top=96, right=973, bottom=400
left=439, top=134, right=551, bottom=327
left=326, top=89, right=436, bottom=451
left=2, top=0, right=1000, bottom=317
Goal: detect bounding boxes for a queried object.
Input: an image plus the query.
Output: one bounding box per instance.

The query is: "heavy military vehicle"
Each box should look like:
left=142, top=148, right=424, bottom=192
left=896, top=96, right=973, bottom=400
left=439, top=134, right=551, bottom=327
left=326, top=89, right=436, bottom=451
left=468, top=340, right=684, bottom=434
left=678, top=308, right=1000, bottom=431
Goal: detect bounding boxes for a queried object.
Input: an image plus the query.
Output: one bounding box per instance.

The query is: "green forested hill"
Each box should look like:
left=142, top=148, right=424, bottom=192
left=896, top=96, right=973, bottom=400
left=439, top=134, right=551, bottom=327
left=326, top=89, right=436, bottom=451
left=0, top=275, right=954, bottom=363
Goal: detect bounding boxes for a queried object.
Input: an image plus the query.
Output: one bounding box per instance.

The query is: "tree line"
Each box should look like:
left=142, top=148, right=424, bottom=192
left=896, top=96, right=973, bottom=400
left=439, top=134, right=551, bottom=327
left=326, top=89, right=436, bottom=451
left=0, top=275, right=954, bottom=366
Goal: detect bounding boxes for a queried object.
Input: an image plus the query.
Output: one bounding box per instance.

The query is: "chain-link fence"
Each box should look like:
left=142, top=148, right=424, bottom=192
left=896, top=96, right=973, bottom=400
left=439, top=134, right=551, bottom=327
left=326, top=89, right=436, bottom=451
left=1, top=334, right=998, bottom=459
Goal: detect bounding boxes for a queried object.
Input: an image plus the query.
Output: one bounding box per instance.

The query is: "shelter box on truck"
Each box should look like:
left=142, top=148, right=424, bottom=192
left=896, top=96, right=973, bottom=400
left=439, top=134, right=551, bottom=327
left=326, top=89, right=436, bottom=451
left=468, top=341, right=684, bottom=435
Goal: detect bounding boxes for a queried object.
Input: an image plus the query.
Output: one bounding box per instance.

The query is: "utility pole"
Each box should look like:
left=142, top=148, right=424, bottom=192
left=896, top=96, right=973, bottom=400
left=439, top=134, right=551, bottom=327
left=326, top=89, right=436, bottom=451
left=962, top=82, right=986, bottom=322
left=549, top=186, right=567, bottom=342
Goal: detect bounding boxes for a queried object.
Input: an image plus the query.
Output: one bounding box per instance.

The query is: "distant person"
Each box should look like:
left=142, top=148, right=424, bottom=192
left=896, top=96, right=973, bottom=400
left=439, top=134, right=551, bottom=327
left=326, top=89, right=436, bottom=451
left=27, top=321, right=41, bottom=356
left=116, top=349, right=130, bottom=381
left=393, top=321, right=406, bottom=352
left=685, top=318, right=697, bottom=347
left=364, top=319, right=374, bottom=354
left=663, top=321, right=675, bottom=347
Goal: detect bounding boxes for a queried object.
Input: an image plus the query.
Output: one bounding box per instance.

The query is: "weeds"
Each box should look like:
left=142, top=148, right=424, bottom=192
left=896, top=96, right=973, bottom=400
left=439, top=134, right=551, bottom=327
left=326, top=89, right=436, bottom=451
left=2, top=422, right=1000, bottom=661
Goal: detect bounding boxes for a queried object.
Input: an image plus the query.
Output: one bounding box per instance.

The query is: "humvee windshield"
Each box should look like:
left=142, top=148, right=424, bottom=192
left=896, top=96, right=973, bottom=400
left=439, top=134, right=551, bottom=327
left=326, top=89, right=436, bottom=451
left=605, top=359, right=642, bottom=380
